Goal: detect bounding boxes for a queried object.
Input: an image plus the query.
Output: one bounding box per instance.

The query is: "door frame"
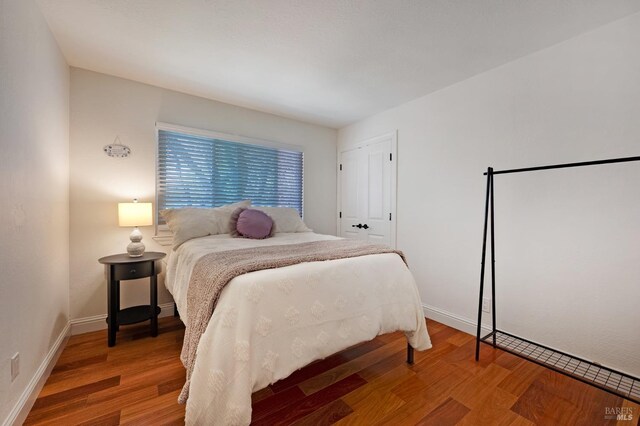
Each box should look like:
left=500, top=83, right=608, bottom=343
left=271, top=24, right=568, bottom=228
left=337, top=131, right=398, bottom=248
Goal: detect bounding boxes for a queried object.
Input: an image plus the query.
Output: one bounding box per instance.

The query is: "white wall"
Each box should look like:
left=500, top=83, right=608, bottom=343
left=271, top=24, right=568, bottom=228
left=69, top=69, right=337, bottom=321
left=339, top=13, right=640, bottom=376
left=0, top=0, right=70, bottom=422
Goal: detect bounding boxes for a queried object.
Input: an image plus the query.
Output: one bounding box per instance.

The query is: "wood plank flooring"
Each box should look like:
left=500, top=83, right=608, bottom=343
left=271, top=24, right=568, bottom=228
left=25, top=317, right=638, bottom=425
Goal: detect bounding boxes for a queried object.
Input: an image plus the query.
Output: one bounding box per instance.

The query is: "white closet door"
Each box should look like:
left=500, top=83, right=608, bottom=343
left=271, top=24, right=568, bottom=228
left=339, top=133, right=395, bottom=247
left=339, top=147, right=365, bottom=240
left=364, top=139, right=392, bottom=245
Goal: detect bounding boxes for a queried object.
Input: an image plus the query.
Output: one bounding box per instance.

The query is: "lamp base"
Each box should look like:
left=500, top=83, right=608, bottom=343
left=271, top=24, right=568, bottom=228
left=127, top=227, right=145, bottom=257
left=127, top=242, right=145, bottom=257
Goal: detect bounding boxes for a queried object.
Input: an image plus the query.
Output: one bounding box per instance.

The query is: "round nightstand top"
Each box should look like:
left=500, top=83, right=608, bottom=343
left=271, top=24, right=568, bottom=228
left=98, top=251, right=166, bottom=264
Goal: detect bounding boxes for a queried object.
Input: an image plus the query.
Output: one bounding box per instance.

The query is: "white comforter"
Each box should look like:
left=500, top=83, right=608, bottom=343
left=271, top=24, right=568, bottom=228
left=165, top=232, right=431, bottom=425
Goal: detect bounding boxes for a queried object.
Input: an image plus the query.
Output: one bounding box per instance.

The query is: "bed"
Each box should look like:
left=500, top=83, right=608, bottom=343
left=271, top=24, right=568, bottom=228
left=165, top=230, right=431, bottom=425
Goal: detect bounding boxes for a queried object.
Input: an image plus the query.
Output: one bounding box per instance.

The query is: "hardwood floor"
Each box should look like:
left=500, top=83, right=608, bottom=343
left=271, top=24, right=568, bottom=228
left=25, top=317, right=638, bottom=425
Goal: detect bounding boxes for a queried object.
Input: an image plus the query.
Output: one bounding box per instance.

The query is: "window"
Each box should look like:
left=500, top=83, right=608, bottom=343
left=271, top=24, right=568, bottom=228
left=157, top=127, right=303, bottom=225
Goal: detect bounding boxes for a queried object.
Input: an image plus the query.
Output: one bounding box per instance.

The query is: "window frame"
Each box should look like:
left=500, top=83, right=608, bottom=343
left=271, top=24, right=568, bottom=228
left=154, top=122, right=305, bottom=237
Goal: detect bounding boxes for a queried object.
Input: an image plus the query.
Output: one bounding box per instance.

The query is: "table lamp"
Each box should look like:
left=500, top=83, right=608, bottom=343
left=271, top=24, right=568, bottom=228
left=118, top=199, right=153, bottom=257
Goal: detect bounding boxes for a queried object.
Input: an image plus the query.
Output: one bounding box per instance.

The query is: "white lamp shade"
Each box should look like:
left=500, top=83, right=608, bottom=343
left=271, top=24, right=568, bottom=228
left=118, top=202, right=153, bottom=227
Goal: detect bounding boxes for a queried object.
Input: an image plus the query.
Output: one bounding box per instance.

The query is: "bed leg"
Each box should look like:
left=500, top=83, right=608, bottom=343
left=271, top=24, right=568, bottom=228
left=406, top=343, right=414, bottom=365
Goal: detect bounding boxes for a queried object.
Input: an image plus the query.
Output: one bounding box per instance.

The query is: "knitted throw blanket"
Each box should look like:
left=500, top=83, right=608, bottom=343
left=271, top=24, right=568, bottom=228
left=178, top=239, right=405, bottom=403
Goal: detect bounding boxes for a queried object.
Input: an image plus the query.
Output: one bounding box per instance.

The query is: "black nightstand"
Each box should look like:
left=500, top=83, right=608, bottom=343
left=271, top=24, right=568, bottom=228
left=98, top=252, right=166, bottom=347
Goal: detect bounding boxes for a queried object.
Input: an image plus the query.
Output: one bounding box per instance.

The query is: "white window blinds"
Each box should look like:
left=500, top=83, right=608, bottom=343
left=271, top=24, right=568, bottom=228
left=157, top=129, right=303, bottom=224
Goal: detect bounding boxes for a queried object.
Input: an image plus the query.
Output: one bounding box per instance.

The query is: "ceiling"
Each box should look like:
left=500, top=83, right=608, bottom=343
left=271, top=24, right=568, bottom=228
left=37, top=1, right=640, bottom=128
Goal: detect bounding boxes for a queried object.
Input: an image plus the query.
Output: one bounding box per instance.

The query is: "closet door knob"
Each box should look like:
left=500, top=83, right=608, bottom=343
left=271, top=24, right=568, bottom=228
left=362, top=224, right=369, bottom=230
left=352, top=224, right=363, bottom=229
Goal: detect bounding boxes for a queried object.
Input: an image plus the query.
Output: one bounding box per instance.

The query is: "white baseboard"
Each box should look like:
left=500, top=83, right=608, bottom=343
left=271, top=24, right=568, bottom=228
left=3, top=322, right=70, bottom=426
left=423, top=303, right=492, bottom=336
left=70, top=302, right=176, bottom=335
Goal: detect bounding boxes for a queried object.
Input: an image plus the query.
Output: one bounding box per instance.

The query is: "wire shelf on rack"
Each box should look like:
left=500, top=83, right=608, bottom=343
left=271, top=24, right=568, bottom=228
left=480, top=330, right=640, bottom=404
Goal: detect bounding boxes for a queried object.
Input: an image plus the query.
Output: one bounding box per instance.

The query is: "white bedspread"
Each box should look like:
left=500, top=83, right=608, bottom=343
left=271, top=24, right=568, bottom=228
left=165, top=232, right=431, bottom=425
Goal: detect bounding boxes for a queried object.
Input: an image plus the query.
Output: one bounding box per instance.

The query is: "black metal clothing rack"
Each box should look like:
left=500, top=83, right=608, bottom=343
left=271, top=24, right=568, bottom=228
left=475, top=155, right=640, bottom=404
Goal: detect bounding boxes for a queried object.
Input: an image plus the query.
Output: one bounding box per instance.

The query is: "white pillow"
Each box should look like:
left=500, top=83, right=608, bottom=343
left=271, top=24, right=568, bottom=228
left=252, top=206, right=311, bottom=233
left=161, top=200, right=251, bottom=249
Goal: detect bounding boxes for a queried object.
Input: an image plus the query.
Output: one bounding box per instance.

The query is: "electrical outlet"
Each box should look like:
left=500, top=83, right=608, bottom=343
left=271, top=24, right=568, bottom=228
left=11, top=353, right=19, bottom=382
left=482, top=298, right=491, bottom=313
